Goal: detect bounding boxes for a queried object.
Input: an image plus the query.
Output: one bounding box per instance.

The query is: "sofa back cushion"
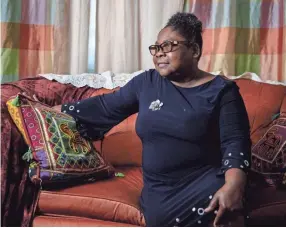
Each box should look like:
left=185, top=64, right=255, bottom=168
left=102, top=114, right=142, bottom=166
left=235, top=79, right=286, bottom=144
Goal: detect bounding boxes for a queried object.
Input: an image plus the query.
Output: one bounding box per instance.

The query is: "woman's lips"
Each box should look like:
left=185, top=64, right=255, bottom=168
left=158, top=63, right=169, bottom=68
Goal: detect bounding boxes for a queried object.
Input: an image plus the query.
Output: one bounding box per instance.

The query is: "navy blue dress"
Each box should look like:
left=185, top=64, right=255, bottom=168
left=62, top=69, right=251, bottom=226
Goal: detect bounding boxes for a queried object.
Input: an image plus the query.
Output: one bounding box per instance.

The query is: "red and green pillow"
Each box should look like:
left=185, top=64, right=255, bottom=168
left=6, top=94, right=114, bottom=186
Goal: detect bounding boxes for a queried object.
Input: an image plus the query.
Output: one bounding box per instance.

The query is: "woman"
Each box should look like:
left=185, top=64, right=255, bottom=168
left=60, top=13, right=251, bottom=227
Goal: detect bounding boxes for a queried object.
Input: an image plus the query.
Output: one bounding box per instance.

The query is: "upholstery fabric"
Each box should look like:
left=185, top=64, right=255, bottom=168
left=235, top=79, right=286, bottom=144
left=33, top=215, right=138, bottom=227
left=1, top=77, right=103, bottom=226
left=102, top=114, right=142, bottom=167
left=247, top=186, right=286, bottom=226
left=38, top=167, right=145, bottom=226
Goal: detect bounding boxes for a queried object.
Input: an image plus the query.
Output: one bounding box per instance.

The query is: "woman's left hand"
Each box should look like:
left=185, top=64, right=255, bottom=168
left=204, top=181, right=244, bottom=226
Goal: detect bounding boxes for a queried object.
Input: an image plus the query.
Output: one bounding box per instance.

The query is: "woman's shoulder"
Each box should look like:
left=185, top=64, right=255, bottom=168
left=132, top=69, right=161, bottom=85
left=215, top=75, right=239, bottom=90
left=202, top=75, right=239, bottom=104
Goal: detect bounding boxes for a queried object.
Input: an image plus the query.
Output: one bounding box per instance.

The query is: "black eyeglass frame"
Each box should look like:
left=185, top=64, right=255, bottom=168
left=148, top=40, right=192, bottom=56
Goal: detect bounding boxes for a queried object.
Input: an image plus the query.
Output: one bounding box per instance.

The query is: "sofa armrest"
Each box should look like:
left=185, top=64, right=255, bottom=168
left=0, top=76, right=103, bottom=226
left=1, top=76, right=100, bottom=107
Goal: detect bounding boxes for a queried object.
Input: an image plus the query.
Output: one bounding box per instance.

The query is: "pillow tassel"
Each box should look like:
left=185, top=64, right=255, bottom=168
left=11, top=95, right=20, bottom=107
left=115, top=172, right=125, bottom=178
left=22, top=147, right=33, bottom=162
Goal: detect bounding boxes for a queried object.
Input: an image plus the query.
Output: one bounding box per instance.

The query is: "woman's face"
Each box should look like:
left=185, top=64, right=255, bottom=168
left=152, top=26, right=197, bottom=78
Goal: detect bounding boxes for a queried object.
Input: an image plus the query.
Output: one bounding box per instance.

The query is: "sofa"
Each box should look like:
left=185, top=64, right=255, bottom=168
left=1, top=75, right=286, bottom=227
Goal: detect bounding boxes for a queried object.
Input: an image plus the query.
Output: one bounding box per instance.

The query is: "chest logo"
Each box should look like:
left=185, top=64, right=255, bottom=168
left=149, top=99, right=163, bottom=111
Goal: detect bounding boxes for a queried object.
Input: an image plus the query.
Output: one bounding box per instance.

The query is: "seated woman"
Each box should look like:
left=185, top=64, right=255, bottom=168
left=58, top=12, right=251, bottom=227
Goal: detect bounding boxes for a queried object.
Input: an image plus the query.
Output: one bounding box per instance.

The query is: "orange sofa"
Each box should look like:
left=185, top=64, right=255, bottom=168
left=1, top=76, right=286, bottom=227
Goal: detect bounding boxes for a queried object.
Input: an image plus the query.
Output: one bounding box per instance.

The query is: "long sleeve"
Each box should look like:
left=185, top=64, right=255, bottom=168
left=61, top=72, right=146, bottom=140
left=218, top=83, right=251, bottom=175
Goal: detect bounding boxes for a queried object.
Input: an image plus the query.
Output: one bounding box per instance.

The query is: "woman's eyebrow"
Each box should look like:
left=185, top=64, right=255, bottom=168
left=155, top=40, right=169, bottom=45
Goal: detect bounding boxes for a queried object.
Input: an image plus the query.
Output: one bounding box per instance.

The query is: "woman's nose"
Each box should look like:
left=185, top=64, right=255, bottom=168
left=155, top=49, right=165, bottom=58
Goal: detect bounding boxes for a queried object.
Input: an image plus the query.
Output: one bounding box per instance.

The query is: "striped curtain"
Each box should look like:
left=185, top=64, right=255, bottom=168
left=3, top=0, right=284, bottom=83
left=1, top=0, right=97, bottom=83
left=1, top=0, right=184, bottom=83
left=184, top=0, right=286, bottom=82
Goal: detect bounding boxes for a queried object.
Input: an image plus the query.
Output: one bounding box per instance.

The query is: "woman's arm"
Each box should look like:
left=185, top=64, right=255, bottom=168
left=205, top=82, right=251, bottom=226
left=59, top=72, right=147, bottom=140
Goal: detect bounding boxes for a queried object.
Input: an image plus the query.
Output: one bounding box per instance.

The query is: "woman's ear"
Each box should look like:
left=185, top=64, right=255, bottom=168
left=192, top=43, right=201, bottom=59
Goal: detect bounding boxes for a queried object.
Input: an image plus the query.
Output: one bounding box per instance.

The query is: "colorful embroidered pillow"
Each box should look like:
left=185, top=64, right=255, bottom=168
left=6, top=94, right=114, bottom=186
left=251, top=116, right=286, bottom=188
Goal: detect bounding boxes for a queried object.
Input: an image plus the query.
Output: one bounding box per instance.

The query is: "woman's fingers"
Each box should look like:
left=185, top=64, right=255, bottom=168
left=213, top=206, right=226, bottom=227
left=204, top=194, right=219, bottom=213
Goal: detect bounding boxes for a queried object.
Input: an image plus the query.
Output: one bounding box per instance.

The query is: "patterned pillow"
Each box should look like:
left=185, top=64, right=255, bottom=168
left=251, top=116, right=286, bottom=188
left=6, top=94, right=114, bottom=186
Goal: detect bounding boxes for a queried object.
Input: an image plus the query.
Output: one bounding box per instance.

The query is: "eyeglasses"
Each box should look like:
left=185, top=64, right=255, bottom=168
left=148, top=40, right=192, bottom=56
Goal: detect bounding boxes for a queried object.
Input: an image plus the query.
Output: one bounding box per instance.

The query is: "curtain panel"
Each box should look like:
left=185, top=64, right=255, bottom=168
left=184, top=0, right=286, bottom=82
left=1, top=0, right=184, bottom=83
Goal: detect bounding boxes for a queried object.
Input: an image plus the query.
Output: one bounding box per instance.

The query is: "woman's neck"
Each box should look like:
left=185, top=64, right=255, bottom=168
left=170, top=69, right=206, bottom=88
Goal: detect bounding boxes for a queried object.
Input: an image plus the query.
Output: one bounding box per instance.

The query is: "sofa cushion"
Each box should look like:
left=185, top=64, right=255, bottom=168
left=101, top=114, right=142, bottom=166
left=235, top=79, right=285, bottom=144
left=248, top=186, right=286, bottom=226
left=33, top=215, right=139, bottom=227
left=37, top=167, right=145, bottom=226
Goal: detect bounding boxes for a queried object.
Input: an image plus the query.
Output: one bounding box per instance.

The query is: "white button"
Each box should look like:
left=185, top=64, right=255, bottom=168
left=77, top=102, right=80, bottom=104
left=175, top=218, right=180, bottom=223
left=224, top=160, right=229, bottom=165
left=244, top=160, right=249, bottom=166
left=240, top=165, right=244, bottom=169
left=198, top=220, right=202, bottom=224
left=214, top=210, right=218, bottom=214
left=77, top=110, right=80, bottom=113
left=69, top=105, right=75, bottom=111
left=64, top=104, right=67, bottom=106
left=192, top=207, right=196, bottom=212
left=63, top=110, right=66, bottom=113
left=209, top=195, right=213, bottom=199
left=198, top=208, right=204, bottom=215
left=228, top=153, right=232, bottom=156
left=240, top=152, right=244, bottom=156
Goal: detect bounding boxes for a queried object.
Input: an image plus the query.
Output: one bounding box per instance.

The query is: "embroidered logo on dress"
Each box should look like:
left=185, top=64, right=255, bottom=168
left=149, top=99, right=163, bottom=111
